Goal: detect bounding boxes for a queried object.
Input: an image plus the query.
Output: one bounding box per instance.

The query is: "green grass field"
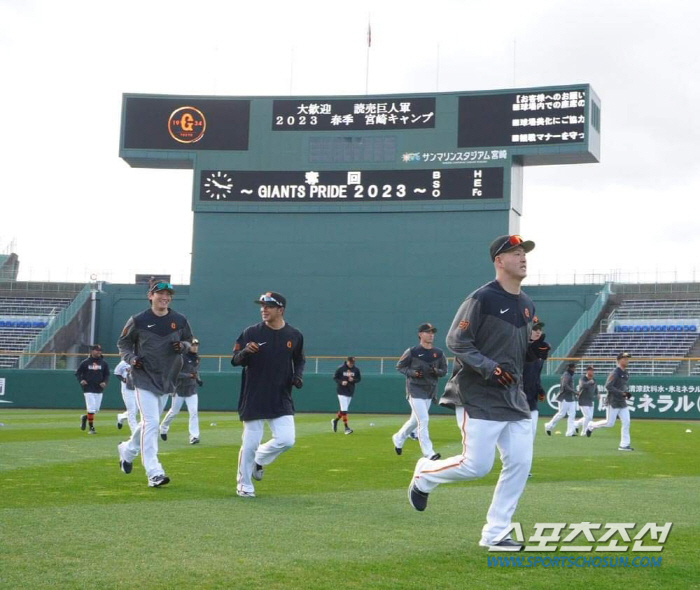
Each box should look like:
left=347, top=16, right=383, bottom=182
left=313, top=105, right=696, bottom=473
left=1, top=409, right=698, bottom=589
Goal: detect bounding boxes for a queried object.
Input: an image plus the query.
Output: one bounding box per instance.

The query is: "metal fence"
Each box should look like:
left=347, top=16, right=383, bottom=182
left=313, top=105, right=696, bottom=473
left=3, top=351, right=700, bottom=377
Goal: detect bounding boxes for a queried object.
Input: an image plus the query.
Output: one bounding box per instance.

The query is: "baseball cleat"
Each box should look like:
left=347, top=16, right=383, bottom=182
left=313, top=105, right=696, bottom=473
left=618, top=445, right=634, bottom=451
left=117, top=443, right=132, bottom=474
left=331, top=418, right=338, bottom=432
left=429, top=453, right=441, bottom=460
left=479, top=539, right=524, bottom=551
left=148, top=474, right=170, bottom=487
left=160, top=432, right=167, bottom=441
left=409, top=431, right=419, bottom=441
left=575, top=428, right=579, bottom=434
left=344, top=428, right=353, bottom=435
left=586, top=428, right=592, bottom=438
left=236, top=490, right=256, bottom=498
left=189, top=437, right=200, bottom=445
left=545, top=430, right=551, bottom=436
left=80, top=415, right=87, bottom=431
left=408, top=483, right=429, bottom=511
left=117, top=417, right=123, bottom=430
left=252, top=463, right=264, bottom=481
left=88, top=427, right=96, bottom=434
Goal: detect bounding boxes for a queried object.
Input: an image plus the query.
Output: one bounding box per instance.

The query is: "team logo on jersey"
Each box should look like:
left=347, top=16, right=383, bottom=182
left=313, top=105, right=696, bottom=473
left=168, top=106, right=206, bottom=144
left=433, top=352, right=437, bottom=358
left=458, top=320, right=469, bottom=330
left=171, top=322, right=177, bottom=330
left=524, top=308, right=531, bottom=320
left=287, top=341, right=292, bottom=348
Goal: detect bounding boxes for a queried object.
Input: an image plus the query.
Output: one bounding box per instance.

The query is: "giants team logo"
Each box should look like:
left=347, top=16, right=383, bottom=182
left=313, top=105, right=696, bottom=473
left=168, top=106, right=206, bottom=144
left=458, top=320, right=469, bottom=330
left=287, top=341, right=292, bottom=348
left=171, top=322, right=177, bottom=330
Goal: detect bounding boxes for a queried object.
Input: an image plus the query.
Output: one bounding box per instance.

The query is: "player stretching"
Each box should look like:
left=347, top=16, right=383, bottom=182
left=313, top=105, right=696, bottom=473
left=574, top=365, right=597, bottom=436
left=117, top=281, right=194, bottom=487
left=332, top=356, right=361, bottom=434
left=392, top=323, right=448, bottom=460
left=407, top=234, right=537, bottom=552
left=76, top=344, right=109, bottom=434
left=231, top=292, right=305, bottom=498
left=586, top=352, right=633, bottom=450
left=544, top=363, right=578, bottom=437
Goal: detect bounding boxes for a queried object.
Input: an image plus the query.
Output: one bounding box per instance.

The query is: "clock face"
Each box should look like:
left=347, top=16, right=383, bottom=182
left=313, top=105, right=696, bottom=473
left=203, top=171, right=234, bottom=200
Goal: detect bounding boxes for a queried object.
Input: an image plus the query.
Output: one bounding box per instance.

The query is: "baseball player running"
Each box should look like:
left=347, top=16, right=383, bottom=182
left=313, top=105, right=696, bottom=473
left=392, top=323, right=448, bottom=460
left=76, top=344, right=109, bottom=434
left=574, top=365, right=597, bottom=436
left=160, top=338, right=203, bottom=444
left=586, top=352, right=634, bottom=450
left=231, top=292, right=305, bottom=498
left=523, top=317, right=550, bottom=439
left=408, top=234, right=537, bottom=552
left=544, top=362, right=578, bottom=437
left=117, top=280, right=194, bottom=487
left=114, top=359, right=138, bottom=433
left=332, top=356, right=361, bottom=434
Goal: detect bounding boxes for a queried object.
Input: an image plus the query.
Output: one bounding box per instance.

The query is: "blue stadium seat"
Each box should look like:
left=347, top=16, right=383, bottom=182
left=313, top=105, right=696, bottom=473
left=642, top=325, right=650, bottom=332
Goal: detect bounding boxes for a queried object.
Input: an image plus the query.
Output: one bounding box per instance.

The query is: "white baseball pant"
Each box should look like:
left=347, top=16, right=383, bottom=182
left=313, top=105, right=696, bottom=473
left=237, top=415, right=295, bottom=494
left=160, top=394, right=200, bottom=438
left=117, top=383, right=139, bottom=433
left=545, top=400, right=577, bottom=436
left=530, top=410, right=539, bottom=438
left=393, top=397, right=435, bottom=458
left=83, top=392, right=103, bottom=413
left=574, top=405, right=594, bottom=436
left=337, top=395, right=352, bottom=412
left=413, top=407, right=533, bottom=545
left=118, top=388, right=169, bottom=479
left=587, top=406, right=631, bottom=447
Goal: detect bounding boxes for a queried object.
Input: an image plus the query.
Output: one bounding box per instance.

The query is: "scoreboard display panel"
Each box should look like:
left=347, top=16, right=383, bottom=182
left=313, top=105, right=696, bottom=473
left=120, top=84, right=601, bottom=213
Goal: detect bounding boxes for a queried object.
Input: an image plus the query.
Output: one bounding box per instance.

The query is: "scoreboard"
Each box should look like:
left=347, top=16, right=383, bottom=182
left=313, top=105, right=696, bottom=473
left=120, top=85, right=601, bottom=214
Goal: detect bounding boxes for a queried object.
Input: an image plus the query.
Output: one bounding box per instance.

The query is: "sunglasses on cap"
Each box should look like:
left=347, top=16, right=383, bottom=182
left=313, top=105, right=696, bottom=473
left=149, top=281, right=174, bottom=293
left=492, top=235, right=525, bottom=258
left=256, top=294, right=281, bottom=306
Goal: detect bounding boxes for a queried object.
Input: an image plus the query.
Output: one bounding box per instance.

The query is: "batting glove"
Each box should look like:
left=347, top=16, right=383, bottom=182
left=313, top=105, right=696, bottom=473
left=490, top=365, right=515, bottom=387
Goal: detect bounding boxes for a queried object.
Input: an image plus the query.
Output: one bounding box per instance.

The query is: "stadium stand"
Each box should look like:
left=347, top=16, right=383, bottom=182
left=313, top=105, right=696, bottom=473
left=0, top=297, right=73, bottom=368
left=574, top=298, right=700, bottom=376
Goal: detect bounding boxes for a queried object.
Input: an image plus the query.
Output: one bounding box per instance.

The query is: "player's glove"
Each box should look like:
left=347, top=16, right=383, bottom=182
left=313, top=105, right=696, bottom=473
left=413, top=370, right=424, bottom=378
left=131, top=356, right=144, bottom=369
left=625, top=392, right=631, bottom=399
left=292, top=376, right=303, bottom=389
left=429, top=366, right=439, bottom=376
left=537, top=393, right=545, bottom=402
left=528, top=335, right=551, bottom=360
left=196, top=379, right=203, bottom=387
left=490, top=365, right=515, bottom=387
left=172, top=341, right=183, bottom=353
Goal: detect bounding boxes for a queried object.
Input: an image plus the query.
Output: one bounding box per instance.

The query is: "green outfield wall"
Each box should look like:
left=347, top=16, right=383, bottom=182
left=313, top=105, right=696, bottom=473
left=1, top=371, right=698, bottom=420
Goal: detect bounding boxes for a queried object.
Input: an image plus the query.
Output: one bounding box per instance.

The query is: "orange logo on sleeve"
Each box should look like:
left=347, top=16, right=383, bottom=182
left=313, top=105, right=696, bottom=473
left=433, top=352, right=437, bottom=358
left=171, top=322, right=177, bottom=330
left=287, top=341, right=292, bottom=348
left=458, top=320, right=469, bottom=330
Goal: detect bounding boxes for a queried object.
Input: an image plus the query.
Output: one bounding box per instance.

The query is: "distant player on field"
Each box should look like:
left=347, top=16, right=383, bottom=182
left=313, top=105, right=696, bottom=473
left=76, top=344, right=109, bottom=434
left=586, top=352, right=634, bottom=451
left=331, top=356, right=361, bottom=434
left=160, top=338, right=203, bottom=445
left=574, top=365, right=597, bottom=436
left=544, top=362, right=578, bottom=437
left=231, top=292, right=305, bottom=498
left=522, top=317, right=550, bottom=438
left=392, top=323, right=447, bottom=460
left=407, top=235, right=537, bottom=552
left=117, top=280, right=194, bottom=487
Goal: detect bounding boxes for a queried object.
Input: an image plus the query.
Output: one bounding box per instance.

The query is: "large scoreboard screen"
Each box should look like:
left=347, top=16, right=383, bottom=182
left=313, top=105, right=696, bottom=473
left=120, top=84, right=600, bottom=210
